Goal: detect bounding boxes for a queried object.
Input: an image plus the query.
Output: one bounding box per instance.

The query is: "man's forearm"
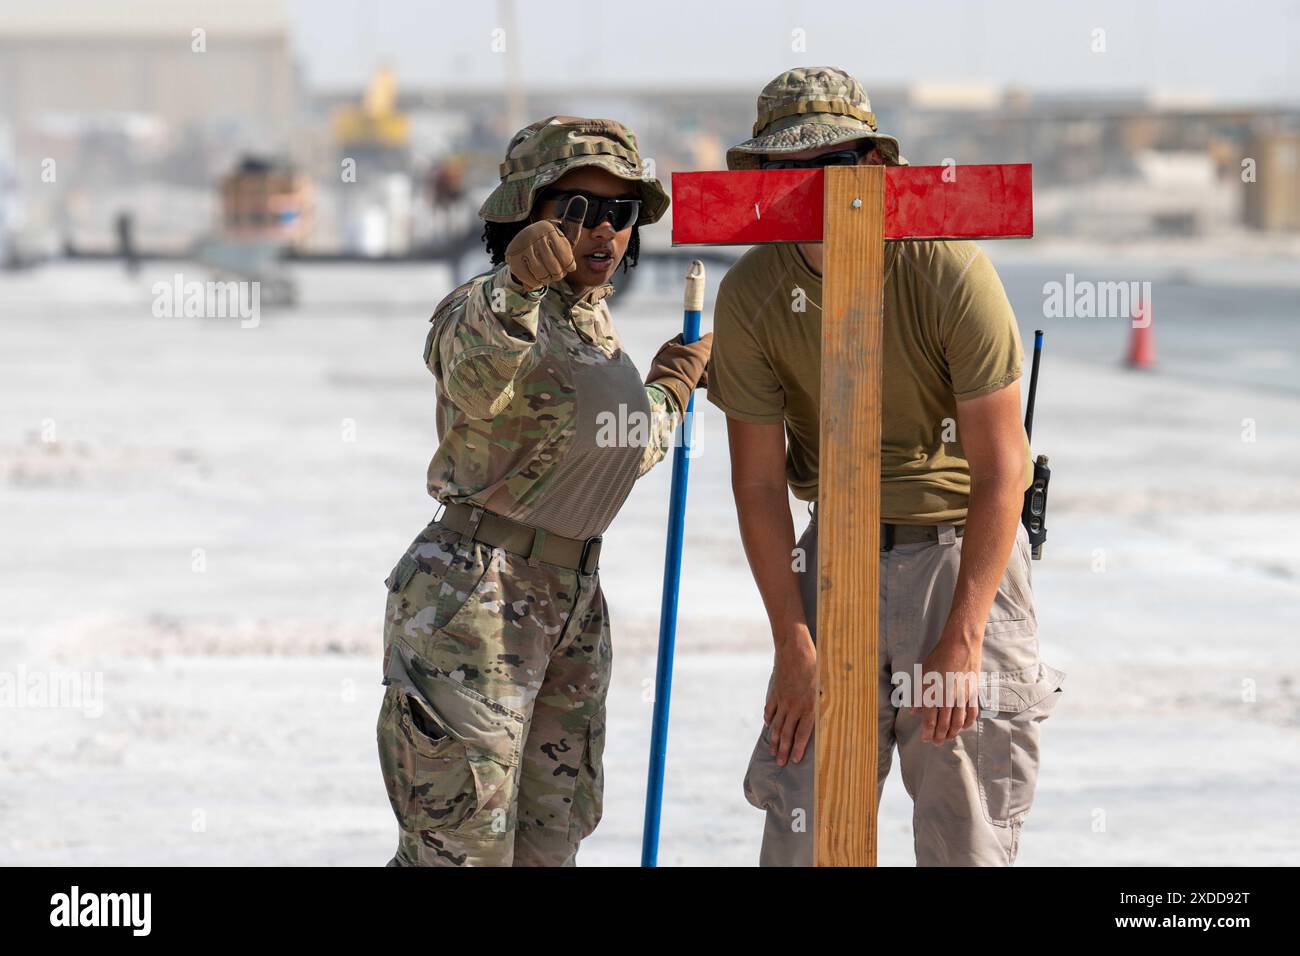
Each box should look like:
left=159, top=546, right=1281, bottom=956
left=733, top=484, right=809, bottom=646
left=944, top=475, right=1024, bottom=644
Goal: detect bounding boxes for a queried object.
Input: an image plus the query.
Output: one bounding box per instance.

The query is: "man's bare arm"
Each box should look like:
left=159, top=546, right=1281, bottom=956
left=726, top=418, right=805, bottom=635
left=725, top=417, right=816, bottom=766
left=950, top=380, right=1027, bottom=642
left=917, top=378, right=1027, bottom=744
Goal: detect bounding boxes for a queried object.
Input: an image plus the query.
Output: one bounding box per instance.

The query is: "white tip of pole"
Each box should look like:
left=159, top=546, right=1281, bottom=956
left=684, top=259, right=706, bottom=312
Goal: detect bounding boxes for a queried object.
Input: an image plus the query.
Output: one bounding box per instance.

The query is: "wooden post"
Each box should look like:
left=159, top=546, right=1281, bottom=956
left=816, top=165, right=885, bottom=867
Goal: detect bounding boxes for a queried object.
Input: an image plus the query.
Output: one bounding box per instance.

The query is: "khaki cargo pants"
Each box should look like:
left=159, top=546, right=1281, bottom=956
left=377, top=518, right=610, bottom=866
left=744, top=515, right=1064, bottom=866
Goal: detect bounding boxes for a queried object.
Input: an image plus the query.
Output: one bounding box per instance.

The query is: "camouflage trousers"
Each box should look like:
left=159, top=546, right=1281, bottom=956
left=377, top=517, right=611, bottom=866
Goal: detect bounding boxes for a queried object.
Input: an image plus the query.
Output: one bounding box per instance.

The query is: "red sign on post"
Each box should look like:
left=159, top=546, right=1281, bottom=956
left=671, top=163, right=1033, bottom=245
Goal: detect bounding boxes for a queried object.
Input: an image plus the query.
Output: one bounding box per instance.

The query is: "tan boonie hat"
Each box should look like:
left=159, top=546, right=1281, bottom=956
left=726, top=66, right=906, bottom=170
left=479, top=115, right=670, bottom=224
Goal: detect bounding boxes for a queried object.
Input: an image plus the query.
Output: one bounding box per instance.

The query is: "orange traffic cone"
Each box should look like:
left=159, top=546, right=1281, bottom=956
left=1127, top=297, right=1156, bottom=369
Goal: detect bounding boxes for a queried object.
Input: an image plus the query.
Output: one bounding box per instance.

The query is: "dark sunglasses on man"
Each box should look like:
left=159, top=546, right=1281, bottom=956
left=759, top=145, right=870, bottom=171
left=543, top=190, right=641, bottom=231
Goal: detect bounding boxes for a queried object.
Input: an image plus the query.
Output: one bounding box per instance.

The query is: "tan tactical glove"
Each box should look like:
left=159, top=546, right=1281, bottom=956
left=504, top=195, right=587, bottom=291
left=646, top=332, right=712, bottom=414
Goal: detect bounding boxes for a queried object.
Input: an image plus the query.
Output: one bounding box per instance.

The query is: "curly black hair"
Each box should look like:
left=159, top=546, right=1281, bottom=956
left=481, top=219, right=640, bottom=273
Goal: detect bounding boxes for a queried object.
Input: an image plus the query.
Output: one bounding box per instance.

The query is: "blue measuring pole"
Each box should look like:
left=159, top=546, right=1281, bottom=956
left=641, top=260, right=705, bottom=867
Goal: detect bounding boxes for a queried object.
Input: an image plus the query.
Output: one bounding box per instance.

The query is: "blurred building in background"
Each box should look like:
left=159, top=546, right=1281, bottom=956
left=0, top=0, right=299, bottom=257
left=0, top=1, right=297, bottom=137
left=1242, top=129, right=1300, bottom=231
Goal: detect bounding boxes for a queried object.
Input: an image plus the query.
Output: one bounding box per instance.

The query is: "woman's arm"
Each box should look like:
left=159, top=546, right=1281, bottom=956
left=637, top=383, right=681, bottom=477
left=637, top=333, right=713, bottom=476
left=425, top=265, right=547, bottom=420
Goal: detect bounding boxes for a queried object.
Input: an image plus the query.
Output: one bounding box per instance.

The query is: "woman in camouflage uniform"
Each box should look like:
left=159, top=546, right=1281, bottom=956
left=377, top=116, right=711, bottom=866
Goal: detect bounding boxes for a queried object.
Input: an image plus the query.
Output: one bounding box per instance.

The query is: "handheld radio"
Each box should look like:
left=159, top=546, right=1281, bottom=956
left=1021, top=330, right=1050, bottom=559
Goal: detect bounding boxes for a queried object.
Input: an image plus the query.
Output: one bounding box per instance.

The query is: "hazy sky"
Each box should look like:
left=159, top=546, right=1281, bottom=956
left=289, top=0, right=1299, bottom=102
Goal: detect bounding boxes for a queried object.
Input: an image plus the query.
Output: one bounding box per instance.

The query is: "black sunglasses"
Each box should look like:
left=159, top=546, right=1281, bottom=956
left=759, top=147, right=866, bottom=171
left=543, top=190, right=641, bottom=231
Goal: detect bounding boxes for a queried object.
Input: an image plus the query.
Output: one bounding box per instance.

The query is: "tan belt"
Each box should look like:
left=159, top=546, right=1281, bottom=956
left=438, top=501, right=602, bottom=574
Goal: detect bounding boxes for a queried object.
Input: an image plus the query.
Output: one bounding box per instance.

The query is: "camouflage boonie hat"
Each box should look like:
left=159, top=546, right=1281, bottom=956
left=479, top=115, right=670, bottom=224
left=727, top=66, right=906, bottom=170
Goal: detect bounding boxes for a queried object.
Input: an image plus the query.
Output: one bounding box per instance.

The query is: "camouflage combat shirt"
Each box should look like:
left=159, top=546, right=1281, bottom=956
left=424, top=265, right=680, bottom=540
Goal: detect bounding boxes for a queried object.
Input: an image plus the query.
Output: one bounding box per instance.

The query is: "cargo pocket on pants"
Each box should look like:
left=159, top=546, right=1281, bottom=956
left=385, top=536, right=494, bottom=638
left=568, top=712, right=606, bottom=844
left=377, top=670, right=524, bottom=840
left=975, top=663, right=1065, bottom=828
left=986, top=527, right=1037, bottom=631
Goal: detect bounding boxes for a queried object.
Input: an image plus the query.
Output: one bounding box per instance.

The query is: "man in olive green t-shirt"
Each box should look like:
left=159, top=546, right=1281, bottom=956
left=709, top=67, right=1063, bottom=866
